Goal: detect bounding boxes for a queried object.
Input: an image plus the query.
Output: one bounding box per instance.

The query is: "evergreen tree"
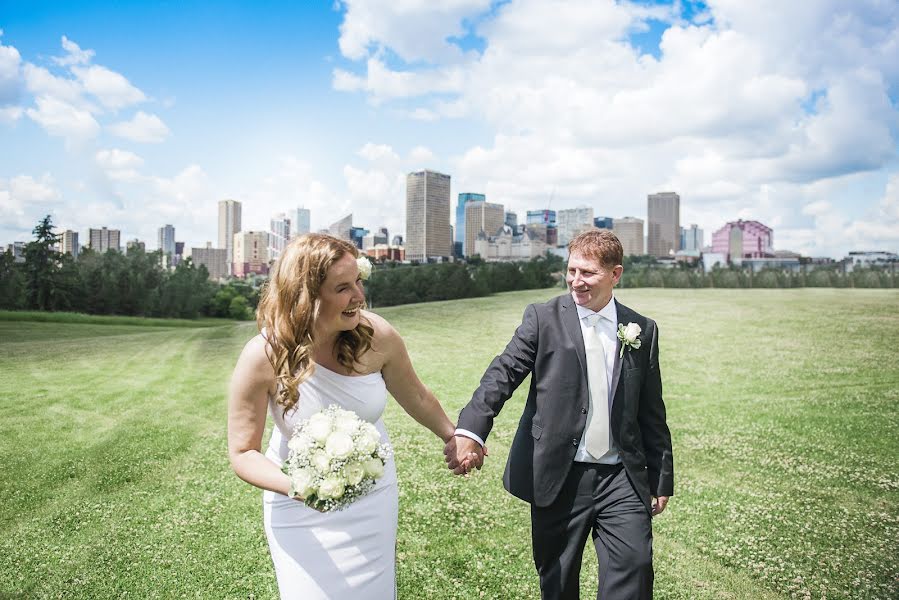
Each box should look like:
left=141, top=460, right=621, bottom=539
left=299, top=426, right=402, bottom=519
left=23, top=215, right=66, bottom=310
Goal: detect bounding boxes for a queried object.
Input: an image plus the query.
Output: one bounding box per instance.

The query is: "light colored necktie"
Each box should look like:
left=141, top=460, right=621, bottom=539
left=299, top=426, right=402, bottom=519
left=583, top=313, right=609, bottom=458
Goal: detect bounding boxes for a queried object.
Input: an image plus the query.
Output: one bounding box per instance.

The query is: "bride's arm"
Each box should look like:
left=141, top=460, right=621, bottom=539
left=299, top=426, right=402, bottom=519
left=227, top=334, right=292, bottom=497
left=370, top=313, right=455, bottom=443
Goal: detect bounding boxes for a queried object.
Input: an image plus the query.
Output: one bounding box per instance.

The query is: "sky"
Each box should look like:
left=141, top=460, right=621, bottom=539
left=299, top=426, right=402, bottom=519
left=1, top=0, right=897, bottom=258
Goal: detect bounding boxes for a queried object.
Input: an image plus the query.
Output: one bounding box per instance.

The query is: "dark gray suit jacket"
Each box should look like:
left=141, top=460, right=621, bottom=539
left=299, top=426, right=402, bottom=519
left=457, top=294, right=674, bottom=512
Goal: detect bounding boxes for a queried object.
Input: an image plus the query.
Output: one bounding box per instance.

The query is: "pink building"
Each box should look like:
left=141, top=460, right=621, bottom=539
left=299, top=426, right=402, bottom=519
left=711, top=220, right=773, bottom=262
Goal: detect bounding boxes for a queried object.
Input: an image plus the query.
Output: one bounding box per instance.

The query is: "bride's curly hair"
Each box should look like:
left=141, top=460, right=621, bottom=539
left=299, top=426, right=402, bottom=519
left=256, top=233, right=374, bottom=414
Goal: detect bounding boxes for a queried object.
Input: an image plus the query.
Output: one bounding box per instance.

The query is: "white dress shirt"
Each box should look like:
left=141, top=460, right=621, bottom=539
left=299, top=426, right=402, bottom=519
left=456, top=294, right=621, bottom=465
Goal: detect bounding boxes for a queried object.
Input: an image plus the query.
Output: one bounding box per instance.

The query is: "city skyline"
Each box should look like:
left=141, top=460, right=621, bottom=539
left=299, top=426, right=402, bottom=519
left=1, top=1, right=897, bottom=258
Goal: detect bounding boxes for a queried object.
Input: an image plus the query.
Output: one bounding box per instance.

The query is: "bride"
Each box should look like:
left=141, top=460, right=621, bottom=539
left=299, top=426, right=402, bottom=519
left=227, top=233, right=472, bottom=598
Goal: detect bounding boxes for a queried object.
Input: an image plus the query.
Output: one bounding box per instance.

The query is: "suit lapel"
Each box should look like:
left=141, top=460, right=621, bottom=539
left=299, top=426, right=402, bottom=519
left=560, top=294, right=587, bottom=378
left=609, top=299, right=629, bottom=408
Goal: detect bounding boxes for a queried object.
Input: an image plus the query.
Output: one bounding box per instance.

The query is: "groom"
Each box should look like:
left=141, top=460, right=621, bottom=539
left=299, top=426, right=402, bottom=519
left=446, top=229, right=673, bottom=599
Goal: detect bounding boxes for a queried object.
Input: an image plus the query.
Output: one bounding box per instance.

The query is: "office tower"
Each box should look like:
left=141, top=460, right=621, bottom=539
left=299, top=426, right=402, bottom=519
left=681, top=224, right=704, bottom=251
left=557, top=207, right=595, bottom=246
left=391, top=235, right=404, bottom=247
left=60, top=230, right=79, bottom=257
left=594, top=216, right=614, bottom=230
left=349, top=227, right=368, bottom=249
left=191, top=242, right=228, bottom=280
left=158, top=224, right=175, bottom=256
left=464, top=200, right=505, bottom=257
left=88, top=227, right=121, bottom=253
left=328, top=214, right=353, bottom=241
left=218, top=199, right=242, bottom=272
left=373, top=227, right=389, bottom=246
left=613, top=217, right=644, bottom=256
left=233, top=231, right=270, bottom=277
left=456, top=193, right=486, bottom=244
left=505, top=211, right=518, bottom=229
left=293, top=207, right=311, bottom=237
left=647, top=192, right=680, bottom=257
left=711, top=220, right=773, bottom=261
left=406, top=170, right=452, bottom=262
left=526, top=209, right=557, bottom=226
left=270, top=213, right=291, bottom=260
left=126, top=239, right=145, bottom=253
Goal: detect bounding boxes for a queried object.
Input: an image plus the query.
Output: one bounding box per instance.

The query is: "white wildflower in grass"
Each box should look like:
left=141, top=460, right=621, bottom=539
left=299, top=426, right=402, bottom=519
left=281, top=405, right=392, bottom=512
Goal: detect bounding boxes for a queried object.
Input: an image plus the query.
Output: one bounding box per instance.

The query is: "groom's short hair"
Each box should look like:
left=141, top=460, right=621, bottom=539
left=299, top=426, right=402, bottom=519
left=568, top=229, right=624, bottom=269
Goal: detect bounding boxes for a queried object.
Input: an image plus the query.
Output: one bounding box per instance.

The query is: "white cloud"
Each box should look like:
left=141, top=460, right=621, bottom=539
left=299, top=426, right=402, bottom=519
left=0, top=105, right=22, bottom=123
left=0, top=174, right=62, bottom=230
left=108, top=111, right=171, bottom=143
left=72, top=64, right=147, bottom=109
left=53, top=35, right=95, bottom=67
left=0, top=32, right=23, bottom=106
left=26, top=95, right=100, bottom=140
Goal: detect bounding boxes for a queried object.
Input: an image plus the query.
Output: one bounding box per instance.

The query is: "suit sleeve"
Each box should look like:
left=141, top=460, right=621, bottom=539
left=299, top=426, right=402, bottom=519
left=638, top=319, right=674, bottom=497
left=456, top=303, right=539, bottom=442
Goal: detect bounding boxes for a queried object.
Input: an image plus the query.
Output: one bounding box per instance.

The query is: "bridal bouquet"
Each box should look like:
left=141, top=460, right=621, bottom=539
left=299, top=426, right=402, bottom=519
left=282, top=405, right=391, bottom=512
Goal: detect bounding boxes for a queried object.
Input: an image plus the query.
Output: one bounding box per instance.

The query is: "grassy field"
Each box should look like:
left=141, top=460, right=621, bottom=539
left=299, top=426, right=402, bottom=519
left=1, top=289, right=896, bottom=599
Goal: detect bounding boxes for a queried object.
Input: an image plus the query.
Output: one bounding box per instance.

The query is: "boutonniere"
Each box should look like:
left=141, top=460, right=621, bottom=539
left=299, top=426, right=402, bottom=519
left=616, top=323, right=642, bottom=358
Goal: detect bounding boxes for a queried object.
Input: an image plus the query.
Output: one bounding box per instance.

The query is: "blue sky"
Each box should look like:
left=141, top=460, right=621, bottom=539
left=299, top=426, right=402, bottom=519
left=1, top=0, right=897, bottom=257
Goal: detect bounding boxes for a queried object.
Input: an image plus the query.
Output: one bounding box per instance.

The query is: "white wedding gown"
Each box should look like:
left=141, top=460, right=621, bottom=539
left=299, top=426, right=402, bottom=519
left=263, top=363, right=398, bottom=599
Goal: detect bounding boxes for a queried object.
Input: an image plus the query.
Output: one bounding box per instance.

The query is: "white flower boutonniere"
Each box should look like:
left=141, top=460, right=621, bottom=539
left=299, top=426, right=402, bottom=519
left=356, top=256, right=373, bottom=280
left=616, top=322, right=642, bottom=358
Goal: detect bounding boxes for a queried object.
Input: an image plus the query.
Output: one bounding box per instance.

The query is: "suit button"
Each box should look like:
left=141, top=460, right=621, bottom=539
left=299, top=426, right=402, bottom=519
left=581, top=407, right=587, bottom=414
left=572, top=438, right=578, bottom=446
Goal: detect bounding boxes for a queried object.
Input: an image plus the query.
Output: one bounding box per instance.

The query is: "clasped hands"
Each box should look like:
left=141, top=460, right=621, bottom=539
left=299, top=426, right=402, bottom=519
left=443, top=434, right=487, bottom=475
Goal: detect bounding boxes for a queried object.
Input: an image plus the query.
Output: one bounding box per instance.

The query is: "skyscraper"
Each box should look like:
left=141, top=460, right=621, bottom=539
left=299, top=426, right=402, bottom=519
left=60, top=230, right=79, bottom=257
left=158, top=224, right=175, bottom=257
left=191, top=242, right=228, bottom=280
left=329, top=214, right=353, bottom=241
left=680, top=224, right=704, bottom=251
left=406, top=170, right=452, bottom=262
left=464, top=200, right=505, bottom=257
left=293, top=207, right=311, bottom=237
left=456, top=193, right=486, bottom=244
left=594, top=216, right=614, bottom=230
left=647, top=192, right=680, bottom=257
left=557, top=207, right=595, bottom=246
left=88, top=227, right=121, bottom=253
left=218, top=199, right=242, bottom=273
left=613, top=217, right=644, bottom=256
left=233, top=231, right=270, bottom=278
left=269, top=213, right=291, bottom=260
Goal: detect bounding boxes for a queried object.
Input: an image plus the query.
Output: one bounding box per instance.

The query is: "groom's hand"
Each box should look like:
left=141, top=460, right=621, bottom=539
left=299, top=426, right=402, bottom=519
left=444, top=435, right=486, bottom=475
left=651, top=496, right=669, bottom=516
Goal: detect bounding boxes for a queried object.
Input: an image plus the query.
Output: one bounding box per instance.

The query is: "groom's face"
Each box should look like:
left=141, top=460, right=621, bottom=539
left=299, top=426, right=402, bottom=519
left=566, top=252, right=622, bottom=312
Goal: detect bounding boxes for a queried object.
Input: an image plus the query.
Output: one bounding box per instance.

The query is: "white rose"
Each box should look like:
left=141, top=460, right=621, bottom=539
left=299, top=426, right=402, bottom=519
left=357, top=423, right=382, bottom=454
left=344, top=462, right=365, bottom=486
left=311, top=451, right=331, bottom=474
left=333, top=413, right=360, bottom=435
left=325, top=431, right=355, bottom=460
left=362, top=457, right=385, bottom=479
left=290, top=468, right=317, bottom=499
left=305, top=412, right=333, bottom=443
left=356, top=256, right=372, bottom=280
left=318, top=476, right=346, bottom=499
left=624, top=322, right=641, bottom=342
left=287, top=433, right=314, bottom=455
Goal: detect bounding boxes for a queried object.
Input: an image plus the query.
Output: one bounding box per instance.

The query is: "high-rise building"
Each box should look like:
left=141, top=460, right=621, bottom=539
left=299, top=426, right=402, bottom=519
left=126, top=239, right=145, bottom=253
left=526, top=209, right=556, bottom=226
left=60, top=230, right=79, bottom=257
left=218, top=199, right=242, bottom=273
left=594, top=216, right=614, bottom=230
left=456, top=193, right=486, bottom=244
left=269, top=213, right=291, bottom=261
left=293, top=207, right=311, bottom=237
left=681, top=224, right=704, bottom=252
left=5, top=242, right=26, bottom=263
left=557, top=207, right=595, bottom=246
left=711, top=220, right=773, bottom=262
left=329, top=214, right=353, bottom=241
left=174, top=241, right=185, bottom=266
left=391, top=235, right=403, bottom=247
left=613, top=217, right=644, bottom=256
left=464, top=200, right=505, bottom=257
left=233, top=231, right=270, bottom=278
left=190, top=242, right=228, bottom=280
left=349, top=227, right=368, bottom=249
left=505, top=211, right=518, bottom=229
left=406, top=170, right=452, bottom=262
left=647, top=192, right=680, bottom=257
left=158, top=224, right=175, bottom=257
left=88, top=227, right=121, bottom=253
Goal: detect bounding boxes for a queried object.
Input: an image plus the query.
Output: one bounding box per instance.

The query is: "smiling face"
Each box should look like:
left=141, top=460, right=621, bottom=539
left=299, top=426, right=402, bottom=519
left=315, top=252, right=366, bottom=335
left=566, top=251, right=623, bottom=313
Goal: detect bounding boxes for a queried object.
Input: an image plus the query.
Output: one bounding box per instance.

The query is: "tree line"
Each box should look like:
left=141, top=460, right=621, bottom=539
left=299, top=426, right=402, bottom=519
left=1, top=216, right=259, bottom=319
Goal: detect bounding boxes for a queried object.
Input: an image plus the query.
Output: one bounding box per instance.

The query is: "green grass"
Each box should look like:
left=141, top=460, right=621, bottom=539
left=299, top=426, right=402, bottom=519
left=0, top=309, right=234, bottom=327
left=1, top=289, right=896, bottom=599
